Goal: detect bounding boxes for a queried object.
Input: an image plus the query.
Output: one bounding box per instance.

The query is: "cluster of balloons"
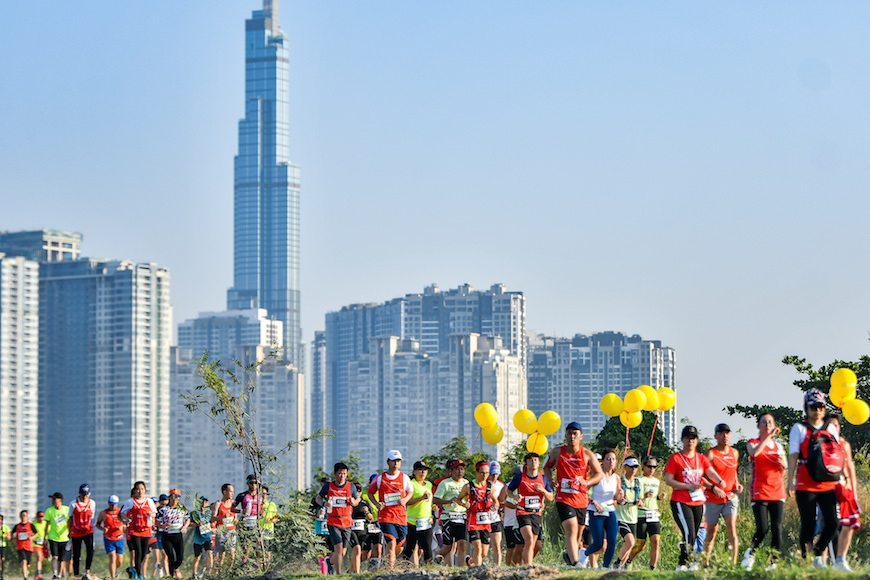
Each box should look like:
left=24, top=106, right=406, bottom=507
left=514, top=409, right=561, bottom=455
left=599, top=385, right=676, bottom=428
left=830, top=368, right=869, bottom=425
left=474, top=403, right=505, bottom=444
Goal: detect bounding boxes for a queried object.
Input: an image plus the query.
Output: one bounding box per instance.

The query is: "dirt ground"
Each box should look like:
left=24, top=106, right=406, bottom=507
left=372, top=564, right=568, bottom=580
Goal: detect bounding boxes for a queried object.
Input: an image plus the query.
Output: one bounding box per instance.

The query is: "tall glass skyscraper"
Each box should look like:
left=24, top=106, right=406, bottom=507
left=227, top=0, right=302, bottom=367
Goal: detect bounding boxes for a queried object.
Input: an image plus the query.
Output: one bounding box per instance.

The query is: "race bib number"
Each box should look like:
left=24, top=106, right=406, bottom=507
left=644, top=510, right=660, bottom=523
left=54, top=515, right=67, bottom=525
left=489, top=508, right=501, bottom=523
left=689, top=488, right=705, bottom=503
left=315, top=518, right=328, bottom=536
left=448, top=511, right=466, bottom=523
left=18, top=532, right=28, bottom=541
left=199, top=523, right=211, bottom=535
left=384, top=492, right=401, bottom=506
left=415, top=518, right=432, bottom=531
left=331, top=496, right=347, bottom=508
left=560, top=478, right=578, bottom=493
left=475, top=511, right=492, bottom=525
left=169, top=521, right=184, bottom=532
left=367, top=524, right=380, bottom=534
left=35, top=538, right=44, bottom=546
left=243, top=516, right=257, bottom=528
left=524, top=496, right=541, bottom=511
left=352, top=519, right=365, bottom=531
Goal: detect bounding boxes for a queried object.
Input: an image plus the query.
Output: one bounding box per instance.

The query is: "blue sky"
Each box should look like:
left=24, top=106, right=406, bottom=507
left=2, top=1, right=869, bottom=440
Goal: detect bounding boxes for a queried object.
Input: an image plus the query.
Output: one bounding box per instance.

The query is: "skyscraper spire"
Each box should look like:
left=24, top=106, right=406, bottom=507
left=263, top=0, right=278, bottom=31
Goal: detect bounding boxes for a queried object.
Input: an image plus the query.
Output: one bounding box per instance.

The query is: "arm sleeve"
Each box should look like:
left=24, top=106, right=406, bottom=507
left=434, top=481, right=445, bottom=499
left=403, top=473, right=413, bottom=494
left=368, top=477, right=379, bottom=496
left=543, top=476, right=553, bottom=493
left=120, top=499, right=133, bottom=517
left=664, top=455, right=678, bottom=478
left=788, top=423, right=804, bottom=455
left=507, top=474, right=522, bottom=491
left=351, top=486, right=359, bottom=499
left=318, top=484, right=330, bottom=499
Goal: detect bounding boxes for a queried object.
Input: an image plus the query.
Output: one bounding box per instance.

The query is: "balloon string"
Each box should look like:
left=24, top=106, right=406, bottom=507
left=647, top=412, right=659, bottom=458
left=470, top=427, right=483, bottom=453
left=623, top=425, right=630, bottom=464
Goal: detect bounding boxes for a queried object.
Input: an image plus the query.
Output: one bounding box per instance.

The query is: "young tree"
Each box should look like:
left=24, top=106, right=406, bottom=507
left=592, top=411, right=674, bottom=461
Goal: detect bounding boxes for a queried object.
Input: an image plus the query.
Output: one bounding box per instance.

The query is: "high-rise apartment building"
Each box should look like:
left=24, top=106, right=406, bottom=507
left=0, top=229, right=82, bottom=262
left=311, top=283, right=526, bottom=473
left=0, top=254, right=39, bottom=515
left=39, top=260, right=171, bottom=499
left=528, top=332, right=677, bottom=444
left=226, top=0, right=302, bottom=368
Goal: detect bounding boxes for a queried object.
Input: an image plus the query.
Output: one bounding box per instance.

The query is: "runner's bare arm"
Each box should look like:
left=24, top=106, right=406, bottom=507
left=585, top=448, right=604, bottom=487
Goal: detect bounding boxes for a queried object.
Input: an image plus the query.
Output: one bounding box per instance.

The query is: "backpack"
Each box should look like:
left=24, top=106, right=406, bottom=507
left=801, top=421, right=845, bottom=482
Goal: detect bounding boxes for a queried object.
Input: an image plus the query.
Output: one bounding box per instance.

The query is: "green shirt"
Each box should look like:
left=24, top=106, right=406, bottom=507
left=637, top=476, right=661, bottom=513
left=406, top=480, right=433, bottom=522
left=0, top=525, right=9, bottom=547
left=260, top=500, right=278, bottom=532
left=45, top=505, right=70, bottom=542
left=435, top=478, right=467, bottom=522
left=615, top=476, right=640, bottom=524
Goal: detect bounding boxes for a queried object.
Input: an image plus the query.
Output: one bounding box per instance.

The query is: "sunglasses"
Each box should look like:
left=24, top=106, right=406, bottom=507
left=644, top=464, right=658, bottom=468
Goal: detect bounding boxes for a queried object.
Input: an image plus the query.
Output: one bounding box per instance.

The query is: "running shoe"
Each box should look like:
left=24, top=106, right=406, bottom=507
left=833, top=560, right=853, bottom=572
left=465, top=555, right=473, bottom=567
left=741, top=549, right=755, bottom=571
left=675, top=565, right=687, bottom=571
left=813, top=556, right=826, bottom=569
left=577, top=549, right=589, bottom=568
left=688, top=563, right=699, bottom=571
left=562, top=552, right=573, bottom=566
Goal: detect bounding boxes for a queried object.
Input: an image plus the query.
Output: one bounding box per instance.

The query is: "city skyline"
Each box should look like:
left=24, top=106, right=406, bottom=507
left=3, top=2, right=870, bottom=439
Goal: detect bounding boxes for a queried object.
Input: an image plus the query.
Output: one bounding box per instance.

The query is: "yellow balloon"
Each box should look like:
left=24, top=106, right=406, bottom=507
left=657, top=387, right=676, bottom=411
left=624, top=389, right=647, bottom=414
left=474, top=403, right=498, bottom=429
left=600, top=394, right=624, bottom=417
left=831, top=383, right=857, bottom=408
left=538, top=411, right=561, bottom=436
left=526, top=432, right=549, bottom=455
left=513, top=409, right=539, bottom=434
left=638, top=385, right=659, bottom=412
left=843, top=399, right=870, bottom=425
left=830, top=368, right=858, bottom=391
left=620, top=411, right=643, bottom=428
left=482, top=424, right=504, bottom=444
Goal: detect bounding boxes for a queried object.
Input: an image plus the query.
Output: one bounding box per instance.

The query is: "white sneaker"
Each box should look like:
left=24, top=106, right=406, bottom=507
left=688, top=563, right=699, bottom=571
left=577, top=550, right=589, bottom=568
left=813, top=556, right=826, bottom=569
left=765, top=563, right=777, bottom=571
left=833, top=560, right=853, bottom=572
left=741, top=549, right=755, bottom=571
left=675, top=565, right=687, bottom=571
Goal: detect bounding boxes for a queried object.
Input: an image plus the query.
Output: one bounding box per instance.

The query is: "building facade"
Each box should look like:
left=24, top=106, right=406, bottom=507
left=0, top=254, right=39, bottom=515
left=39, top=260, right=171, bottom=499
left=0, top=229, right=82, bottom=263
left=528, top=332, right=677, bottom=444
left=226, top=0, right=302, bottom=368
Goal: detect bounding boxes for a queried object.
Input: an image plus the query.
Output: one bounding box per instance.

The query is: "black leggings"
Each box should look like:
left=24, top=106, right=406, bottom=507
left=161, top=533, right=185, bottom=575
left=795, top=489, right=838, bottom=557
left=129, top=535, right=150, bottom=576
left=71, top=533, right=94, bottom=574
left=750, top=500, right=784, bottom=556
left=671, top=501, right=703, bottom=566
left=401, top=524, right=434, bottom=563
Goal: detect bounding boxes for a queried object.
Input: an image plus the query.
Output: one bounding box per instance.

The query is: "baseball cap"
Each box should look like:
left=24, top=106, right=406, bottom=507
left=198, top=496, right=209, bottom=503
left=49, top=492, right=63, bottom=500
left=159, top=494, right=169, bottom=502
left=489, top=461, right=501, bottom=474
left=624, top=457, right=640, bottom=467
left=79, top=484, right=90, bottom=495
left=714, top=423, right=731, bottom=433
left=368, top=473, right=378, bottom=483
left=805, top=388, right=826, bottom=408
left=108, top=495, right=119, bottom=505
left=595, top=453, right=602, bottom=461
left=246, top=474, right=258, bottom=483
left=446, top=459, right=465, bottom=471
left=681, top=425, right=699, bottom=439
left=169, top=488, right=181, bottom=497
left=386, top=450, right=402, bottom=461
left=565, top=421, right=583, bottom=432
left=36, top=512, right=45, bottom=517
left=413, top=461, right=429, bottom=471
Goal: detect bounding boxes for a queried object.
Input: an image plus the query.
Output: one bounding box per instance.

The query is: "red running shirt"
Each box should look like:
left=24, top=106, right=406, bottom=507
left=704, top=447, right=739, bottom=504
left=70, top=499, right=95, bottom=537
left=368, top=472, right=412, bottom=525
left=102, top=509, right=125, bottom=541
left=554, top=445, right=590, bottom=509
left=323, top=482, right=354, bottom=528
left=466, top=481, right=493, bottom=532
left=748, top=438, right=786, bottom=501
left=665, top=452, right=712, bottom=506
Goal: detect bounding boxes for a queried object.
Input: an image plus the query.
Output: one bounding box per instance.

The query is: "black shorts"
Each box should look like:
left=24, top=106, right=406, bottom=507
left=467, top=529, right=490, bottom=544
left=362, top=531, right=382, bottom=552
left=557, top=502, right=585, bottom=522
left=18, top=549, right=32, bottom=563
left=489, top=520, right=504, bottom=534
left=504, top=526, right=517, bottom=548
left=516, top=514, right=542, bottom=539
left=441, top=521, right=467, bottom=545
left=636, top=513, right=661, bottom=539
left=327, top=525, right=352, bottom=547
left=582, top=525, right=592, bottom=546
left=193, top=542, right=212, bottom=557
left=49, top=540, right=71, bottom=561
left=618, top=521, right=637, bottom=538
left=350, top=529, right=366, bottom=548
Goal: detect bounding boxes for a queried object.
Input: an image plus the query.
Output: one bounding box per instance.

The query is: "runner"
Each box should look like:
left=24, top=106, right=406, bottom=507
left=664, top=425, right=727, bottom=571
left=259, top=487, right=278, bottom=566
left=0, top=515, right=9, bottom=578
left=627, top=456, right=664, bottom=570
left=614, top=456, right=643, bottom=569
left=69, top=484, right=96, bottom=579
left=317, top=462, right=361, bottom=575
left=211, top=484, right=237, bottom=570
left=13, top=510, right=37, bottom=580
left=456, top=461, right=498, bottom=567
left=827, top=414, right=860, bottom=572
left=151, top=495, right=169, bottom=578
left=367, top=451, right=413, bottom=569
left=787, top=389, right=841, bottom=568
left=576, top=449, right=621, bottom=569
left=507, top=452, right=553, bottom=565
left=238, top=475, right=261, bottom=559
left=156, top=489, right=189, bottom=579
left=433, top=459, right=468, bottom=566
left=96, top=496, right=126, bottom=580
left=498, top=465, right=521, bottom=566
left=189, top=497, right=213, bottom=579
left=44, top=492, right=71, bottom=579
left=31, top=511, right=47, bottom=580
left=544, top=421, right=603, bottom=567
left=486, top=461, right=505, bottom=567
left=401, top=461, right=434, bottom=566
left=701, top=423, right=743, bottom=565
left=119, top=482, right=157, bottom=580
left=360, top=475, right=383, bottom=571
left=741, top=413, right=786, bottom=571
left=347, top=483, right=371, bottom=573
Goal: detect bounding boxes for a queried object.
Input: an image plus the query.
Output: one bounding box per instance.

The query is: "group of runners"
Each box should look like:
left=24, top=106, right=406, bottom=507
left=313, top=388, right=862, bottom=573
left=0, top=476, right=278, bottom=580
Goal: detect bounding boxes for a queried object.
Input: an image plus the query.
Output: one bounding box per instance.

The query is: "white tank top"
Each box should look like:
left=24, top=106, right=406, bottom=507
left=588, top=472, right=618, bottom=513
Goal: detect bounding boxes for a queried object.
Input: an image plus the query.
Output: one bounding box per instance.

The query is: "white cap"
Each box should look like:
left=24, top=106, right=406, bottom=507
left=108, top=495, right=119, bottom=505
left=387, top=450, right=402, bottom=461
